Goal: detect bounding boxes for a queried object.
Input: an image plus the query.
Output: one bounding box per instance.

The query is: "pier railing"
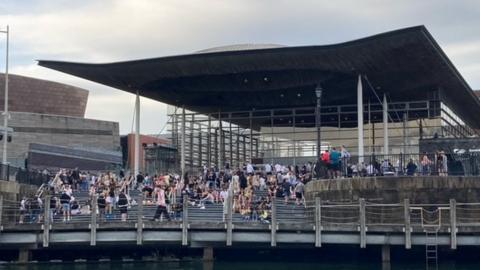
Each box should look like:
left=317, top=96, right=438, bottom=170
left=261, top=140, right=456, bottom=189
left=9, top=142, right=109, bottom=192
left=2, top=193, right=480, bottom=250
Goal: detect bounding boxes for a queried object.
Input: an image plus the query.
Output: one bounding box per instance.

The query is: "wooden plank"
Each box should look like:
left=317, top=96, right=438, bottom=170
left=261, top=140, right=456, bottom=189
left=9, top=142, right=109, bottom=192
left=136, top=195, right=144, bottom=245
left=450, top=199, right=457, bottom=250
left=359, top=198, right=366, bottom=248
left=43, top=195, right=51, bottom=247
left=315, top=197, right=322, bottom=247
left=271, top=197, right=277, bottom=247
left=404, top=198, right=411, bottom=249
left=182, top=195, right=188, bottom=246
left=90, top=194, right=97, bottom=246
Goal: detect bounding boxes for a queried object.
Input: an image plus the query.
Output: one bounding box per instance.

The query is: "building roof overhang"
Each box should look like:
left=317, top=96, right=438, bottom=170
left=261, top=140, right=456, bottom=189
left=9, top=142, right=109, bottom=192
left=38, top=26, right=480, bottom=128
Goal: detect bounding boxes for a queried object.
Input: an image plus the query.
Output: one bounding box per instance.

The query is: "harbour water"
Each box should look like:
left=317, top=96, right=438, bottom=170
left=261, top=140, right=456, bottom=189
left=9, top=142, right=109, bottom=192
left=0, top=261, right=478, bottom=270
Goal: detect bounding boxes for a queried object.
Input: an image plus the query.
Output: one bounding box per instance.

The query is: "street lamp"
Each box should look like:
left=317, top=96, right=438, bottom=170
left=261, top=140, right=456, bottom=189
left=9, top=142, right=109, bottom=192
left=315, top=84, right=323, bottom=165
left=0, top=25, right=9, bottom=165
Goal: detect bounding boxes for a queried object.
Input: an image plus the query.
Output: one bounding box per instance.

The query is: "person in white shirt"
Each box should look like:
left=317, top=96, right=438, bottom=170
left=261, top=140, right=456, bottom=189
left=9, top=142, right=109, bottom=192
left=274, top=164, right=282, bottom=174
left=246, top=163, right=254, bottom=175
left=265, top=163, right=272, bottom=175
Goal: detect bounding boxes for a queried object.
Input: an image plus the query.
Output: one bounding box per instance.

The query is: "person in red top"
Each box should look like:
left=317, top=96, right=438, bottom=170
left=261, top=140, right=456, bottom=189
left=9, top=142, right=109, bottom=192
left=321, top=150, right=331, bottom=165
left=152, top=184, right=171, bottom=221
left=321, top=150, right=331, bottom=178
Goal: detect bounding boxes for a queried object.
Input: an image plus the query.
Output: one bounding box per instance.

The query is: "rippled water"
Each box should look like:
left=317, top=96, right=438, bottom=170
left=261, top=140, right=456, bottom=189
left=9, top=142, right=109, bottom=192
left=0, top=261, right=478, bottom=270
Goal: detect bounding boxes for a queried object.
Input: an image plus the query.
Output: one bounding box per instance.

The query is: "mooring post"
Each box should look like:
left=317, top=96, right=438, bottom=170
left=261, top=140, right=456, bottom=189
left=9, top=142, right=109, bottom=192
left=450, top=199, right=457, bottom=249
left=90, top=194, right=97, bottom=246
left=271, top=197, right=277, bottom=247
left=203, top=246, right=214, bottom=261
left=182, top=195, right=188, bottom=246
left=42, top=195, right=51, bottom=247
left=226, top=187, right=233, bottom=246
left=359, top=198, right=366, bottom=248
left=382, top=244, right=391, bottom=270
left=404, top=198, right=411, bottom=249
left=18, top=248, right=31, bottom=263
left=136, top=194, right=144, bottom=245
left=315, top=197, right=322, bottom=247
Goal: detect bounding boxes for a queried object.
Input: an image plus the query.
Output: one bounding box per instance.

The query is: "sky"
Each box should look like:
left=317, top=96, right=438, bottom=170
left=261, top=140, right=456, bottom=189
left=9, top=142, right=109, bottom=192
left=0, top=0, right=479, bottom=135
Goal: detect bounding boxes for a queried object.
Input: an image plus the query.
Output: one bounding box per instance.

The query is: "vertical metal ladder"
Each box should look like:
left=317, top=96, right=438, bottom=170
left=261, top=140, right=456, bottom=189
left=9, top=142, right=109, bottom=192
left=425, top=227, right=439, bottom=270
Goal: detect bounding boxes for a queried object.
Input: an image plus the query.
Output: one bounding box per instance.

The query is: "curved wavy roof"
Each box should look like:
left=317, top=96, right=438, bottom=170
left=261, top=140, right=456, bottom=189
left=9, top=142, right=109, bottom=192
left=38, top=26, right=480, bottom=128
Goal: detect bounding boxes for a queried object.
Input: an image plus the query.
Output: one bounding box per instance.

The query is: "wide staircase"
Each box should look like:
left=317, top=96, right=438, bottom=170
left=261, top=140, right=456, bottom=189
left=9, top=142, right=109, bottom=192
left=50, top=188, right=307, bottom=225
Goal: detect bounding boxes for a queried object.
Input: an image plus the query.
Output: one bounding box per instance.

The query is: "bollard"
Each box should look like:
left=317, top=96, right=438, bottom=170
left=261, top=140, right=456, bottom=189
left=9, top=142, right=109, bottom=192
left=450, top=199, right=457, bottom=249
left=270, top=197, right=277, bottom=247
left=43, top=195, right=51, bottom=247
left=315, top=197, right=322, bottom=247
left=226, top=187, right=233, bottom=246
left=182, top=195, right=188, bottom=246
left=359, top=198, right=366, bottom=248
left=136, top=194, right=144, bottom=245
left=90, top=194, right=97, bottom=246
left=404, top=199, right=411, bottom=249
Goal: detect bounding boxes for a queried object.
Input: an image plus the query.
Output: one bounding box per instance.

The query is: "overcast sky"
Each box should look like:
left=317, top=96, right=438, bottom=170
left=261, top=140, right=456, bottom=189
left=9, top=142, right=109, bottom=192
left=0, top=0, right=479, bottom=135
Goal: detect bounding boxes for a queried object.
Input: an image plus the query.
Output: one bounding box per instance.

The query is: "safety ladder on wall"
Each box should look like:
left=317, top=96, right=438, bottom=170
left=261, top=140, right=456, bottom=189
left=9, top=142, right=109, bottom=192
left=424, top=226, right=439, bottom=270
left=411, top=206, right=445, bottom=270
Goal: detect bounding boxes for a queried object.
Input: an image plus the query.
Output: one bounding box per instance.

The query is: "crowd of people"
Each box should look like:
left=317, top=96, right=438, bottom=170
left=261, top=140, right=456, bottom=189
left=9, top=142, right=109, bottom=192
left=18, top=160, right=313, bottom=224
left=17, top=148, right=451, bottom=224
left=315, top=147, right=450, bottom=178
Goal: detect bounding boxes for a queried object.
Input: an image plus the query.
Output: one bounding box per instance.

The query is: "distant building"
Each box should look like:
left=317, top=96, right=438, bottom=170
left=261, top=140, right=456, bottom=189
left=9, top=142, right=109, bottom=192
left=0, top=73, right=120, bottom=170
left=120, top=134, right=176, bottom=174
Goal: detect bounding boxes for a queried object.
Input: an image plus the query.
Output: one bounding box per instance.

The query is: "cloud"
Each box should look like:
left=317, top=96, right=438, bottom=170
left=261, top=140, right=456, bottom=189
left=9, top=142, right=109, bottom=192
left=0, top=0, right=479, bottom=134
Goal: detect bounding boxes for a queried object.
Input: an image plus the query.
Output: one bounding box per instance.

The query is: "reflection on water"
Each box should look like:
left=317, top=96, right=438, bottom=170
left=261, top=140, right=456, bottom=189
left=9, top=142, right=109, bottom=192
left=0, top=261, right=478, bottom=270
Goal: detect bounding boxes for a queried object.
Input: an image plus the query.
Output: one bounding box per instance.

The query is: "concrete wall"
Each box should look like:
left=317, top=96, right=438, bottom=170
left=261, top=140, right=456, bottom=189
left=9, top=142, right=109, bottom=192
left=305, top=176, right=480, bottom=204
left=2, top=112, right=120, bottom=167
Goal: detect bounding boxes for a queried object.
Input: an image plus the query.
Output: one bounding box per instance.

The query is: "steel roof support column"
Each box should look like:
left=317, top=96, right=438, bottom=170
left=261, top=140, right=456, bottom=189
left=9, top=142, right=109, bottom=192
left=383, top=94, right=389, bottom=156
left=357, top=76, right=364, bottom=164
left=249, top=111, right=253, bottom=162
left=181, top=106, right=186, bottom=181
left=198, top=122, right=203, bottom=169
left=315, top=86, right=323, bottom=165
left=229, top=118, right=233, bottom=167
left=293, top=109, right=297, bottom=166
left=207, top=114, right=211, bottom=168
left=236, top=126, right=240, bottom=168
left=218, top=112, right=224, bottom=170
left=270, top=110, right=274, bottom=164
left=189, top=114, right=194, bottom=171
left=134, top=92, right=141, bottom=177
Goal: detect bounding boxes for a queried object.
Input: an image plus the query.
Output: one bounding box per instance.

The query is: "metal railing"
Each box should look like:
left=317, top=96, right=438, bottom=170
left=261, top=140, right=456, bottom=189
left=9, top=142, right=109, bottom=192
left=0, top=163, right=51, bottom=186
left=314, top=152, right=480, bottom=178
left=3, top=192, right=480, bottom=250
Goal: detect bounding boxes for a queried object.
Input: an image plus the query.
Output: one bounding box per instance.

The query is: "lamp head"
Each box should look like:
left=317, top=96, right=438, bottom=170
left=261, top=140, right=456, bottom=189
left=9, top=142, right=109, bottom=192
left=315, top=85, right=323, bottom=98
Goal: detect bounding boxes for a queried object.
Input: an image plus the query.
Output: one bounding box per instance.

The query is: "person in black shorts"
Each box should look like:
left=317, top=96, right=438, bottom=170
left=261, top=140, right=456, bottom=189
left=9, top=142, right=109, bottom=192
left=118, top=191, right=129, bottom=222
left=97, top=194, right=106, bottom=222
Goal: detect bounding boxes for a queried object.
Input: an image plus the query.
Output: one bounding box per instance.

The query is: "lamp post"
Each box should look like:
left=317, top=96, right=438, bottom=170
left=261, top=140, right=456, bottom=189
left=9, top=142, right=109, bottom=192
left=0, top=25, right=9, bottom=166
left=315, top=85, right=323, bottom=163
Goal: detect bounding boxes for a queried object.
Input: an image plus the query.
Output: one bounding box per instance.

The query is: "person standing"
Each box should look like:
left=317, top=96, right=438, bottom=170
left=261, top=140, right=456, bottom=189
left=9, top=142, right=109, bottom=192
left=406, top=159, right=417, bottom=176
left=294, top=180, right=305, bottom=206
left=340, top=145, right=351, bottom=177
left=118, top=191, right=129, bottom=222
left=330, top=148, right=341, bottom=178
left=153, top=185, right=171, bottom=222
left=60, top=191, right=71, bottom=222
